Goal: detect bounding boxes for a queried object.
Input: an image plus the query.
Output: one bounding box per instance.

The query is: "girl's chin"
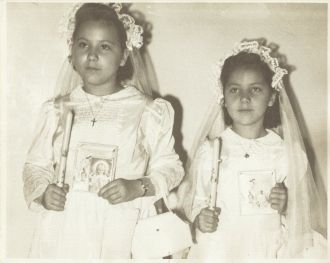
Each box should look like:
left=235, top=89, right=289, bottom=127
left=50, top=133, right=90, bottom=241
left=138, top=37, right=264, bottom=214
left=83, top=79, right=109, bottom=88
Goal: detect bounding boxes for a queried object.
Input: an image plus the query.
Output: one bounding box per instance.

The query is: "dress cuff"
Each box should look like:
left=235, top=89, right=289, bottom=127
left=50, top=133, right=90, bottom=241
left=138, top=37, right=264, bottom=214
left=148, top=174, right=168, bottom=200
left=26, top=183, right=48, bottom=212
left=280, top=214, right=287, bottom=230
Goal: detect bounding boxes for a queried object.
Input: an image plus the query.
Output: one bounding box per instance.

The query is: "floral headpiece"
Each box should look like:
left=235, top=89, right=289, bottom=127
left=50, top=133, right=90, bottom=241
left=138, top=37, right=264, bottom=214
left=59, top=3, right=143, bottom=51
left=212, top=41, right=288, bottom=104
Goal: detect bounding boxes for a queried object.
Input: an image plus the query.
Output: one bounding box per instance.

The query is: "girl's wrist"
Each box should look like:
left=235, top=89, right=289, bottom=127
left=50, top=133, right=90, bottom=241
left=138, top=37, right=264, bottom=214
left=136, top=178, right=148, bottom=197
left=193, top=216, right=200, bottom=230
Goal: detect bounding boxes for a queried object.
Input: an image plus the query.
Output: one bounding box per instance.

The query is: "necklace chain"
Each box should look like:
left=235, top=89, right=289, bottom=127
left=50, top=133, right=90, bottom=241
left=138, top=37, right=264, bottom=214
left=84, top=92, right=104, bottom=127
left=239, top=141, right=255, bottom=158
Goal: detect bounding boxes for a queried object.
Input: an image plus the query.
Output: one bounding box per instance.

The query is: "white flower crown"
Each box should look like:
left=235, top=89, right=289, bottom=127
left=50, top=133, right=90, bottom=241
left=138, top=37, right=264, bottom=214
left=58, top=3, right=143, bottom=51
left=212, top=41, right=288, bottom=104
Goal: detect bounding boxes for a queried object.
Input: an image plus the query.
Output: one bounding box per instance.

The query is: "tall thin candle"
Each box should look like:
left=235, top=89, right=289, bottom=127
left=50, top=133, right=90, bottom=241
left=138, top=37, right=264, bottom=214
left=57, top=109, right=74, bottom=187
left=209, top=137, right=222, bottom=210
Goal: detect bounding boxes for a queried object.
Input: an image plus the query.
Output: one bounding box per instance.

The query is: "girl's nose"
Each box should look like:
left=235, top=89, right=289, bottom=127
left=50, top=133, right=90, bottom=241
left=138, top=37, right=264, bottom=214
left=240, top=93, right=251, bottom=103
left=87, top=48, right=98, bottom=61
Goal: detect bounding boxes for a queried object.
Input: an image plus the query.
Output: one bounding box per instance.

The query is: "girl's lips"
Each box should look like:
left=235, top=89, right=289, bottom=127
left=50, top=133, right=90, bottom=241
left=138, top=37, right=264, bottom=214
left=86, top=66, right=100, bottom=70
left=238, top=109, right=253, bottom=112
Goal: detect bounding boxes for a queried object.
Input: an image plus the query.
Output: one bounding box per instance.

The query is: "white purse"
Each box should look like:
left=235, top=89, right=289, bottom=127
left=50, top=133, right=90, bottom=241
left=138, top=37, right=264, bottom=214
left=131, top=196, right=193, bottom=259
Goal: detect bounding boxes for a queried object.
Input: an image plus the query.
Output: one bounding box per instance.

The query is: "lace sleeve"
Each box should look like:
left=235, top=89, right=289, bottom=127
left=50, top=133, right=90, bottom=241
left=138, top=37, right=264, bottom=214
left=23, top=101, right=61, bottom=212
left=141, top=98, right=184, bottom=199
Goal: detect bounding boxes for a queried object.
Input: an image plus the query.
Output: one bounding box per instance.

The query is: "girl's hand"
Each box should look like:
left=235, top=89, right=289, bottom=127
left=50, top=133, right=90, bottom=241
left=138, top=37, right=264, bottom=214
left=98, top=178, right=143, bottom=205
left=194, top=207, right=221, bottom=233
left=41, top=183, right=69, bottom=211
left=270, top=182, right=287, bottom=214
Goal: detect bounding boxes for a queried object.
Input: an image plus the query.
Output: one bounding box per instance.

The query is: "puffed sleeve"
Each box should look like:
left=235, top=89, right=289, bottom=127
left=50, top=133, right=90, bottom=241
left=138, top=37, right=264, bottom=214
left=141, top=98, right=184, bottom=199
left=189, top=140, right=213, bottom=222
left=23, top=100, right=61, bottom=212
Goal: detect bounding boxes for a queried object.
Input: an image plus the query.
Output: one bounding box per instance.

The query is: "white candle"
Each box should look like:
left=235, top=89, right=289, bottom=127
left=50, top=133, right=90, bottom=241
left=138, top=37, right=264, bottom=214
left=57, top=109, right=74, bottom=187
left=209, top=137, right=222, bottom=210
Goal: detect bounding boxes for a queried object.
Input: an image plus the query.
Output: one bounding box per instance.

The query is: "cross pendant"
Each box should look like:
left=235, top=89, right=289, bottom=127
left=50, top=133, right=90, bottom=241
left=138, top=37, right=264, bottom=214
left=91, top=118, right=96, bottom=127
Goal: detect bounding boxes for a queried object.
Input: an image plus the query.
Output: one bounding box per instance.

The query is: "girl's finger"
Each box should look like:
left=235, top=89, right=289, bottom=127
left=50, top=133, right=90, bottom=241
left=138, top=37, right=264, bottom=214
left=270, top=197, right=282, bottom=204
left=210, top=223, right=218, bottom=232
left=205, top=222, right=218, bottom=232
left=271, top=203, right=279, bottom=210
left=49, top=204, right=65, bottom=211
left=108, top=194, right=122, bottom=204
left=50, top=187, right=67, bottom=197
left=269, top=192, right=286, bottom=200
left=107, top=192, right=122, bottom=202
left=99, top=183, right=119, bottom=197
left=201, top=222, right=213, bottom=231
left=100, top=189, right=118, bottom=200
left=271, top=187, right=286, bottom=194
left=203, top=216, right=217, bottom=225
left=52, top=196, right=66, bottom=204
left=270, top=194, right=286, bottom=201
left=109, top=198, right=122, bottom=205
left=269, top=198, right=285, bottom=204
left=50, top=200, right=65, bottom=209
left=203, top=218, right=218, bottom=227
left=50, top=191, right=66, bottom=200
left=62, top=184, right=70, bottom=193
left=202, top=209, right=216, bottom=217
left=276, top=182, right=285, bottom=187
left=214, top=207, right=221, bottom=215
left=51, top=199, right=64, bottom=206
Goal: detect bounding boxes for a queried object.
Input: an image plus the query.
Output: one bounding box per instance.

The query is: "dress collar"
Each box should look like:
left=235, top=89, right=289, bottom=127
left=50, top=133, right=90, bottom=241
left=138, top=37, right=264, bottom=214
left=70, top=84, right=142, bottom=102
left=223, top=127, right=282, bottom=145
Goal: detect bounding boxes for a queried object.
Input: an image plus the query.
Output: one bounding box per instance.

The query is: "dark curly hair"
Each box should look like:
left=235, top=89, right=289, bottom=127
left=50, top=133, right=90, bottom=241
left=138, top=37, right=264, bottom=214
left=72, top=3, right=133, bottom=82
left=220, top=52, right=281, bottom=129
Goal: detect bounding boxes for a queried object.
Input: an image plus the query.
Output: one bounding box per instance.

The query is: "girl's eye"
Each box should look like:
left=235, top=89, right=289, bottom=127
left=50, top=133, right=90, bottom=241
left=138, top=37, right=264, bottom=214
left=229, top=87, right=239, bottom=94
left=101, top=44, right=111, bottom=51
left=77, top=42, right=88, bottom=48
left=252, top=87, right=262, bottom=93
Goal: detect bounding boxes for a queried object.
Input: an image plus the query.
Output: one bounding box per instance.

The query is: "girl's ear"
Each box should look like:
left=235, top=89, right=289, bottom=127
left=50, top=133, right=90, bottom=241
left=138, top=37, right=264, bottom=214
left=268, top=92, right=277, bottom=107
left=120, top=49, right=129, bottom=67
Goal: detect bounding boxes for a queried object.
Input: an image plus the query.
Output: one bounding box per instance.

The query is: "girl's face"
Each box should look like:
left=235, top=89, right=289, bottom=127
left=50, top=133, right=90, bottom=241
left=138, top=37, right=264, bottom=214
left=223, top=67, right=276, bottom=130
left=71, top=20, right=128, bottom=90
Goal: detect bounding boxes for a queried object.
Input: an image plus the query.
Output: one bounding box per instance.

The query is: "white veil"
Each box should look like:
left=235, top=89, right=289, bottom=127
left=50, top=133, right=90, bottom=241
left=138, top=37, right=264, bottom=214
left=53, top=3, right=156, bottom=100
left=53, top=47, right=154, bottom=99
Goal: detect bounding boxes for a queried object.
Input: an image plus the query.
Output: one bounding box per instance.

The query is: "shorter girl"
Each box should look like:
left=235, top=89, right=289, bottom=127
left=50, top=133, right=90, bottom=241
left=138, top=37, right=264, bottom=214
left=179, top=41, right=326, bottom=259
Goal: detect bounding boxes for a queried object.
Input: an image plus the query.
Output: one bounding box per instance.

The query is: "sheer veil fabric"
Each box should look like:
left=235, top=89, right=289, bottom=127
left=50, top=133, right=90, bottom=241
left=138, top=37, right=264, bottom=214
left=53, top=48, right=155, bottom=100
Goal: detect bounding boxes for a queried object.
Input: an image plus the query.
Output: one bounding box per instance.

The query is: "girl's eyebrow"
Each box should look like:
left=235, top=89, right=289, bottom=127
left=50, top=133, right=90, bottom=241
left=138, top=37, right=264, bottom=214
left=248, top=82, right=266, bottom=85
left=225, top=82, right=240, bottom=86
left=76, top=37, right=116, bottom=45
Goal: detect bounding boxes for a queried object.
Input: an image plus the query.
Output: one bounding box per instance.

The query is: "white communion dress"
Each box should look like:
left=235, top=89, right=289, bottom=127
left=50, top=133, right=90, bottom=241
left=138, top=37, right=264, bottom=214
left=188, top=127, right=289, bottom=260
left=23, top=85, right=184, bottom=258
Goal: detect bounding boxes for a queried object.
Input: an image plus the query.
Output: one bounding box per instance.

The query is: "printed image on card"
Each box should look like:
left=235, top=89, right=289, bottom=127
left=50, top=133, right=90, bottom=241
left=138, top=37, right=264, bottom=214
left=74, top=142, right=118, bottom=193
left=238, top=170, right=276, bottom=215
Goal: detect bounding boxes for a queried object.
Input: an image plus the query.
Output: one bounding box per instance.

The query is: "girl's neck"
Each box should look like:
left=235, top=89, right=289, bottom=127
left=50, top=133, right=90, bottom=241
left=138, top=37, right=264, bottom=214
left=83, top=82, right=123, bottom=96
left=231, top=124, right=267, bottom=139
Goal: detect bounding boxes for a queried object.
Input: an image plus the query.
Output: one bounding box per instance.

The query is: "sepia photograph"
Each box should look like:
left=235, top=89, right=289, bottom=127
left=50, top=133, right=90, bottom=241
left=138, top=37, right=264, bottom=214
left=1, top=1, right=328, bottom=262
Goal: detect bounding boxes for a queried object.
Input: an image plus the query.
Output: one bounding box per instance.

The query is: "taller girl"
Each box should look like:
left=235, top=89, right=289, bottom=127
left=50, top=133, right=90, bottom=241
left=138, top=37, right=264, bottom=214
left=23, top=3, right=184, bottom=258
